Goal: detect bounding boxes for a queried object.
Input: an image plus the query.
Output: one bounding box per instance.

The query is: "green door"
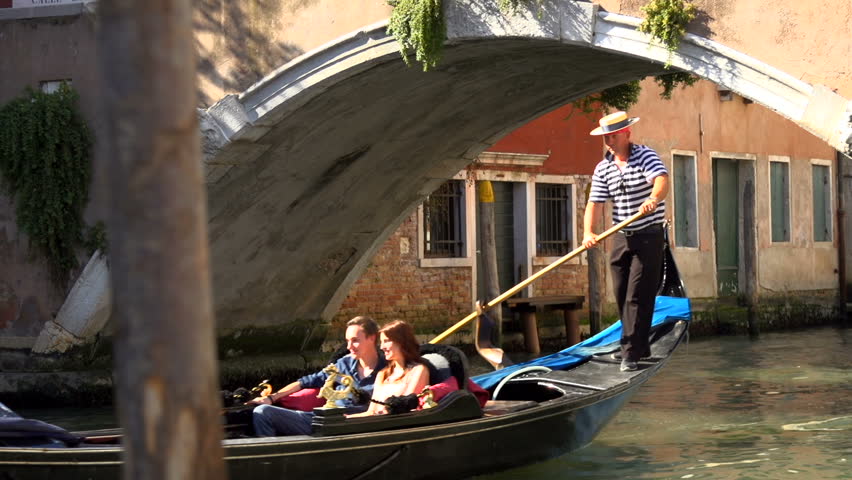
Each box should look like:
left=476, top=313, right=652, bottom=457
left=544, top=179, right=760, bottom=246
left=713, top=158, right=739, bottom=296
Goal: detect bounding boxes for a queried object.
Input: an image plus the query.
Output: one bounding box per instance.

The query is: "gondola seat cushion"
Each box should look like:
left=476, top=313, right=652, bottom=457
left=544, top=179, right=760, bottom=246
left=274, top=388, right=326, bottom=411
left=419, top=343, right=469, bottom=388
left=418, top=376, right=460, bottom=409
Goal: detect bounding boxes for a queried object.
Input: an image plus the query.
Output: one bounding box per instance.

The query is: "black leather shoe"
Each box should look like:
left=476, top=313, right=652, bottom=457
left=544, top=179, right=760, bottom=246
left=620, top=359, right=638, bottom=372
left=610, top=352, right=622, bottom=360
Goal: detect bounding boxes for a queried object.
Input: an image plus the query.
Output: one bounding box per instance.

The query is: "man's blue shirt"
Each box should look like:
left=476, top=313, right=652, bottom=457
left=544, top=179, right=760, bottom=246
left=298, top=352, right=386, bottom=412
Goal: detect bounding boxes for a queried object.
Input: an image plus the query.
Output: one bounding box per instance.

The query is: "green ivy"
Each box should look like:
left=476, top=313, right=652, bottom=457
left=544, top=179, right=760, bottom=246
left=654, top=71, right=699, bottom=99
left=638, top=0, right=697, bottom=64
left=0, top=83, right=96, bottom=285
left=573, top=80, right=643, bottom=114
left=387, top=0, right=446, bottom=71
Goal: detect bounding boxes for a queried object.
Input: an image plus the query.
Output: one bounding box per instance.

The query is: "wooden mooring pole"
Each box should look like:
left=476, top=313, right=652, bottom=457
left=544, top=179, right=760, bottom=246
left=97, top=1, right=227, bottom=478
left=585, top=184, right=603, bottom=335
left=478, top=181, right=503, bottom=345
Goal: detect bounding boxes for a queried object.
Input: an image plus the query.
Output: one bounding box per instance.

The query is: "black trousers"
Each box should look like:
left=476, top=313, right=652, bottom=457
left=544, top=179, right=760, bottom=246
left=609, top=224, right=664, bottom=361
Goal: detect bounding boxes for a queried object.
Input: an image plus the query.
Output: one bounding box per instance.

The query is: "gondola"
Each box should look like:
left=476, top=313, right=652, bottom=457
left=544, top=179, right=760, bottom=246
left=0, top=224, right=691, bottom=480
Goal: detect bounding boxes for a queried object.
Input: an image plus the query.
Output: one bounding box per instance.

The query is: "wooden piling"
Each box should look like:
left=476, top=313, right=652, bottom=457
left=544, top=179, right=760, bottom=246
left=97, top=1, right=227, bottom=478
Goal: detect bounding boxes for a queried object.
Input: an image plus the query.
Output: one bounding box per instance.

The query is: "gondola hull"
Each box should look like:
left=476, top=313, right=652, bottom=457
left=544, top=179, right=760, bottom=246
left=0, top=317, right=688, bottom=480
left=1, top=237, right=690, bottom=479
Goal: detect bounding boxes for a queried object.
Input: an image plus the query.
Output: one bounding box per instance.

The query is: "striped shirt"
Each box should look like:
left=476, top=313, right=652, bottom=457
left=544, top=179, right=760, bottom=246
left=589, top=143, right=668, bottom=231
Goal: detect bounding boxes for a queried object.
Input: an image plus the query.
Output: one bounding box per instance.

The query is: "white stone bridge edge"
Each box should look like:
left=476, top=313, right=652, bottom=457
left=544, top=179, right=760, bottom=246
left=199, top=0, right=852, bottom=182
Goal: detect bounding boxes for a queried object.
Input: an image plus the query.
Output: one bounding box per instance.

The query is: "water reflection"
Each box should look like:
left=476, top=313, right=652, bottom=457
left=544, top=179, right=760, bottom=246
left=13, top=326, right=852, bottom=479
left=478, top=326, right=851, bottom=479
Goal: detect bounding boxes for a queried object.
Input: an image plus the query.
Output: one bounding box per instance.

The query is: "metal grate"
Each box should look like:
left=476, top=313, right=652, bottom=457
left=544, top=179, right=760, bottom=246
left=424, top=180, right=464, bottom=258
left=536, top=183, right=572, bottom=256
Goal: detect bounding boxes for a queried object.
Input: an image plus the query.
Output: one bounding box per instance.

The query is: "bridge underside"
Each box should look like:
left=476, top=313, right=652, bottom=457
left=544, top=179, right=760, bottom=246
left=198, top=0, right=851, bottom=333
left=205, top=39, right=665, bottom=328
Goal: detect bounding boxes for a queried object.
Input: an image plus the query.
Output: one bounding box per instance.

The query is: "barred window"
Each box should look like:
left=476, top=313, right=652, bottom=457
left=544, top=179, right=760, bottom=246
left=423, top=180, right=465, bottom=258
left=536, top=183, right=573, bottom=256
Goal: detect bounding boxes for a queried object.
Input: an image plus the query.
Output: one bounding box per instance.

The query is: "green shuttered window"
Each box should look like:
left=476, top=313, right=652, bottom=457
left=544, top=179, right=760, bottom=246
left=812, top=164, right=832, bottom=242
left=770, top=161, right=790, bottom=242
left=673, top=153, right=698, bottom=247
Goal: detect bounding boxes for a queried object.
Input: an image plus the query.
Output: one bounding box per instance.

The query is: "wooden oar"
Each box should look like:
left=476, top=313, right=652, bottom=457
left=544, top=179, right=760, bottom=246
left=430, top=210, right=646, bottom=345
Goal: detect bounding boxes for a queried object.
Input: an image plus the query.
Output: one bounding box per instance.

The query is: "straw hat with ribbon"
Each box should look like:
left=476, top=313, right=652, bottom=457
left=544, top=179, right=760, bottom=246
left=589, top=111, right=640, bottom=136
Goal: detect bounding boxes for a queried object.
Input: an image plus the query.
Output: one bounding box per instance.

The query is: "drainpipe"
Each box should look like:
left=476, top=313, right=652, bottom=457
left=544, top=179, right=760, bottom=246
left=837, top=150, right=847, bottom=322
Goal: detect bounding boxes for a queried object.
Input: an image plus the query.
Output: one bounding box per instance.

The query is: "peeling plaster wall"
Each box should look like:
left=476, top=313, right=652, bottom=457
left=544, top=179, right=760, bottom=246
left=193, top=0, right=393, bottom=106
left=193, top=0, right=852, bottom=103
left=601, top=0, right=852, bottom=99
left=0, top=15, right=100, bottom=349
left=630, top=78, right=838, bottom=298
left=0, top=195, right=66, bottom=349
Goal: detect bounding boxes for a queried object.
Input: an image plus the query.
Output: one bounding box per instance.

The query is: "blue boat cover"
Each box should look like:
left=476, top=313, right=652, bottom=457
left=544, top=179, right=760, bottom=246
left=0, top=402, right=82, bottom=447
left=472, top=296, right=691, bottom=390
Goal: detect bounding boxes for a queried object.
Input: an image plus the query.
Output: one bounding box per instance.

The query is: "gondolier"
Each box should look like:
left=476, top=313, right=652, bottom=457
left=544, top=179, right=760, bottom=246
left=582, top=111, right=669, bottom=372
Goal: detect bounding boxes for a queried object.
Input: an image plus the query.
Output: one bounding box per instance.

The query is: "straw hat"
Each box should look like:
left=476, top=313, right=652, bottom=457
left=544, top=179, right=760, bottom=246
left=589, top=111, right=640, bottom=136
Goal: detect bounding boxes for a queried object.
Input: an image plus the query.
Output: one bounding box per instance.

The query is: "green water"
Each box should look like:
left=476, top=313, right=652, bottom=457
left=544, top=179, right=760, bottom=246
left=478, top=326, right=852, bottom=479
left=15, top=326, right=852, bottom=479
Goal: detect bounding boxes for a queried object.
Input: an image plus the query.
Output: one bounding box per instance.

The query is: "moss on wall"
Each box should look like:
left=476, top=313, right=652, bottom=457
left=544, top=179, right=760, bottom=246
left=217, top=319, right=328, bottom=358
left=689, top=298, right=840, bottom=336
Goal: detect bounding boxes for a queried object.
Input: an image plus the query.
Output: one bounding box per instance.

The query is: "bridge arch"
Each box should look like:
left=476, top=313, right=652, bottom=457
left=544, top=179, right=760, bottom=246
left=199, top=0, right=851, bottom=328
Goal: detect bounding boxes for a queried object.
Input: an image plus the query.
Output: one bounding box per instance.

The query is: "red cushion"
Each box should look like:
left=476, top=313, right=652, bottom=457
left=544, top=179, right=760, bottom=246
left=466, top=379, right=490, bottom=407
left=418, top=376, right=459, bottom=409
left=417, top=377, right=491, bottom=409
left=275, top=388, right=326, bottom=412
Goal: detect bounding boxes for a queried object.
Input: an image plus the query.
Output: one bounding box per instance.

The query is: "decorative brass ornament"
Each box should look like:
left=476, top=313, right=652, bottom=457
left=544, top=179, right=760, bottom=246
left=420, top=387, right=438, bottom=409
left=250, top=379, right=274, bottom=398
left=317, top=364, right=356, bottom=408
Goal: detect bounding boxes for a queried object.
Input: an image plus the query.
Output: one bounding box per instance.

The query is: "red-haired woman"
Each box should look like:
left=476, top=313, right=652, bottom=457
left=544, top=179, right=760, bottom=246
left=348, top=320, right=429, bottom=417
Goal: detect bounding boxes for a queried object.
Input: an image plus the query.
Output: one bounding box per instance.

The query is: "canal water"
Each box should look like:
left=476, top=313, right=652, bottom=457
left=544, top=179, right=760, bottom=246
left=14, top=326, right=851, bottom=479
left=478, top=325, right=852, bottom=479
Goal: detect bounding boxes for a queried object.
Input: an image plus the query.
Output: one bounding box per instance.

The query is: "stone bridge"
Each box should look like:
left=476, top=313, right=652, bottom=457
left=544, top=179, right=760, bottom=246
left=190, top=0, right=851, bottom=333
left=18, top=0, right=849, bottom=352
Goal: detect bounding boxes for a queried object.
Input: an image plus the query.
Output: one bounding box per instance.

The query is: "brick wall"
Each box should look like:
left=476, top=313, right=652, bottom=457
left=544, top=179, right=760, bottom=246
left=332, top=211, right=473, bottom=334
left=531, top=263, right=587, bottom=298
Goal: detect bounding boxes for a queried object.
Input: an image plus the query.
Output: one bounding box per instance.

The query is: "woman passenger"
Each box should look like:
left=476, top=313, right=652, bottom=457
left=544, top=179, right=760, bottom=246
left=348, top=320, right=429, bottom=417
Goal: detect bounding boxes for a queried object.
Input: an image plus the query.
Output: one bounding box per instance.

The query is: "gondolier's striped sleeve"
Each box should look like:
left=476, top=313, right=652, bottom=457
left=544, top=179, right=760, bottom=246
left=636, top=145, right=667, bottom=182
left=588, top=161, right=612, bottom=203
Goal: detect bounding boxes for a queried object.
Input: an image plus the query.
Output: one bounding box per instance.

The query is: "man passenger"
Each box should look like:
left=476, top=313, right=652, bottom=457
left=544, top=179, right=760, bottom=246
left=249, top=315, right=385, bottom=436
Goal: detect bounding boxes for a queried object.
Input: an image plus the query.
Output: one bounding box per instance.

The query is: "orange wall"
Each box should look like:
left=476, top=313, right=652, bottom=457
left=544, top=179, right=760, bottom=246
left=487, top=104, right=603, bottom=176
left=630, top=80, right=835, bottom=158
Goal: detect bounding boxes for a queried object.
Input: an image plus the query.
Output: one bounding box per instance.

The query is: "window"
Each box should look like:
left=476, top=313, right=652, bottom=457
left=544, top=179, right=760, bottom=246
left=673, top=153, right=698, bottom=247
left=770, top=160, right=790, bottom=242
left=535, top=183, right=573, bottom=256
left=40, top=80, right=72, bottom=94
left=812, top=163, right=832, bottom=242
left=423, top=180, right=465, bottom=258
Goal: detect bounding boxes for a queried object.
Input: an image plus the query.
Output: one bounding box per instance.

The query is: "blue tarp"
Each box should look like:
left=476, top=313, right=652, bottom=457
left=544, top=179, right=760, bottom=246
left=472, top=296, right=691, bottom=390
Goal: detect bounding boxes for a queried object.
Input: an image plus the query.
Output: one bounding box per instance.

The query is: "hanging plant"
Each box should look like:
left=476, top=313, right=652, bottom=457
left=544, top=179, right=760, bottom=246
left=653, top=71, right=699, bottom=99
left=387, top=0, right=446, bottom=71
left=572, top=80, right=643, bottom=115
left=0, top=83, right=97, bottom=285
left=638, top=0, right=697, bottom=65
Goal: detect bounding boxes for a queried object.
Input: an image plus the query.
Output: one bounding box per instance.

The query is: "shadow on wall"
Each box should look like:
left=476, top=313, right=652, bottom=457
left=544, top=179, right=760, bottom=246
left=194, top=0, right=311, bottom=106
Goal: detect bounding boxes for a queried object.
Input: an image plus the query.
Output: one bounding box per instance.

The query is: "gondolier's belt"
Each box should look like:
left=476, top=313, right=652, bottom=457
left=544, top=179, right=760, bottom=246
left=619, top=223, right=663, bottom=237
